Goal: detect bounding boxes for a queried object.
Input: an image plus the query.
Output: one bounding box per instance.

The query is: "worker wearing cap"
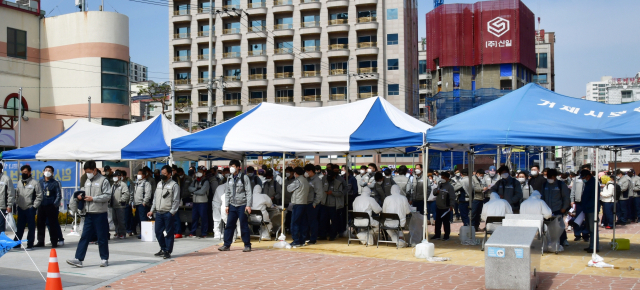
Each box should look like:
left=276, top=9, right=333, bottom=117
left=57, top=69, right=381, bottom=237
left=483, top=166, right=500, bottom=201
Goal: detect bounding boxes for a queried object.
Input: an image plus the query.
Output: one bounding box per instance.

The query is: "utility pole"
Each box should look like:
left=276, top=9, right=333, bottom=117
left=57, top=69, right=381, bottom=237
left=17, top=87, right=22, bottom=148
left=171, top=81, right=175, bottom=124
left=346, top=57, right=353, bottom=103
left=206, top=0, right=214, bottom=124
left=88, top=96, right=91, bottom=121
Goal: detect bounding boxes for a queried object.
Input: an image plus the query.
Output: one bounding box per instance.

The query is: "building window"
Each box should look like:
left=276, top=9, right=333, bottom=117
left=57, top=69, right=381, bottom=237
left=303, top=88, right=321, bottom=101
left=622, top=90, right=633, bottom=103
left=224, top=92, right=241, bottom=105
left=249, top=91, right=266, bottom=104
left=330, top=87, right=346, bottom=100
left=387, top=59, right=399, bottom=71
left=101, top=58, right=129, bottom=105
left=102, top=118, right=129, bottom=127
left=388, top=84, right=399, bottom=95
left=419, top=60, right=427, bottom=74
left=536, top=53, right=548, bottom=68
left=387, top=33, right=398, bottom=45
left=533, top=74, right=548, bottom=84
left=275, top=89, right=294, bottom=103
left=387, top=8, right=398, bottom=20
left=7, top=28, right=27, bottom=59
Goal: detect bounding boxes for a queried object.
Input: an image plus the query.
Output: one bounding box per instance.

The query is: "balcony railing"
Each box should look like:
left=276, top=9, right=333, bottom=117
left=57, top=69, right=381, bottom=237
left=249, top=50, right=266, bottom=56
left=249, top=74, right=266, bottom=80
left=329, top=43, right=348, bottom=50
left=249, top=26, right=265, bottom=32
left=302, top=46, right=319, bottom=52
left=420, top=84, right=428, bottom=89
left=358, top=16, right=377, bottom=23
left=224, top=98, right=241, bottom=105
left=330, top=69, right=346, bottom=75
left=274, top=0, right=292, bottom=5
left=198, top=101, right=209, bottom=107
left=224, top=75, right=241, bottom=82
left=358, top=92, right=377, bottom=99
left=329, top=19, right=347, bottom=25
left=303, top=71, right=319, bottom=77
left=275, top=72, right=293, bottom=78
left=197, top=54, right=210, bottom=60
left=275, top=47, right=293, bottom=54
left=249, top=98, right=265, bottom=104
left=330, top=93, right=345, bottom=101
left=198, top=78, right=210, bottom=84
left=302, top=0, right=319, bottom=2
left=197, top=7, right=211, bottom=14
left=357, top=41, right=377, bottom=48
left=358, top=67, right=377, bottom=73
left=173, top=33, right=191, bottom=39
left=248, top=2, right=265, bottom=8
left=274, top=23, right=293, bottom=30
left=302, top=95, right=321, bottom=101
left=173, top=9, right=189, bottom=16
left=223, top=28, right=241, bottom=34
left=222, top=4, right=240, bottom=9
left=175, top=79, right=191, bottom=85
left=173, top=56, right=191, bottom=62
left=197, top=31, right=210, bottom=37
left=223, top=52, right=241, bottom=58
left=302, top=21, right=320, bottom=28
left=275, top=96, right=293, bottom=103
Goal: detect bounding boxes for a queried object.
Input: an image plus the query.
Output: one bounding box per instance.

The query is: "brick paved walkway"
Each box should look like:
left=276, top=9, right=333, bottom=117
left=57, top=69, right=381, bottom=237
left=107, top=246, right=640, bottom=289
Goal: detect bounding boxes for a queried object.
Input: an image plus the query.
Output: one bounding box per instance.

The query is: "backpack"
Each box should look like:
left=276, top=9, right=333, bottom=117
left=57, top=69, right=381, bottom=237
left=615, top=183, right=622, bottom=200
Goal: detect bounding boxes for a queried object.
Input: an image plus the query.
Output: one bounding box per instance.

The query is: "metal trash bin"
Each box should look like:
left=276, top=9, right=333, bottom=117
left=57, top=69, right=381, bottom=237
left=484, top=226, right=541, bottom=290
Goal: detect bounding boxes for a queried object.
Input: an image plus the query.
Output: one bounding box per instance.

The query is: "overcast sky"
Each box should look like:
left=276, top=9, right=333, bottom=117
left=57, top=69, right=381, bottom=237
left=42, top=0, right=640, bottom=98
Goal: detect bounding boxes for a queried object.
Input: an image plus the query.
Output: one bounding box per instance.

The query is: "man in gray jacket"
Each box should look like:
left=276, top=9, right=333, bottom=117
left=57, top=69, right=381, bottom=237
left=148, top=165, right=180, bottom=259
left=14, top=164, right=42, bottom=250
left=133, top=169, right=153, bottom=239
left=67, top=161, right=112, bottom=268
left=219, top=160, right=253, bottom=252
left=319, top=169, right=344, bottom=241
left=288, top=166, right=309, bottom=247
left=490, top=166, right=523, bottom=213
left=432, top=172, right=456, bottom=241
left=0, top=163, right=15, bottom=233
left=110, top=171, right=130, bottom=239
left=305, top=164, right=325, bottom=245
left=615, top=170, right=631, bottom=224
left=570, top=173, right=589, bottom=241
left=189, top=166, right=210, bottom=238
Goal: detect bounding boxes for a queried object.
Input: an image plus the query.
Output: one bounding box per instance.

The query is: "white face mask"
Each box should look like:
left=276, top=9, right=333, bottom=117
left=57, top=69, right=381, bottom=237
left=44, top=171, right=52, bottom=178
left=285, top=173, right=290, bottom=178
left=229, top=166, right=236, bottom=174
left=112, top=177, right=119, bottom=182
left=501, top=173, right=510, bottom=179
left=86, top=173, right=94, bottom=179
left=266, top=179, right=272, bottom=182
left=415, top=169, right=422, bottom=175
left=196, top=172, right=203, bottom=178
left=455, top=173, right=461, bottom=177
left=366, top=169, right=372, bottom=173
left=304, top=172, right=309, bottom=178
left=137, top=175, right=143, bottom=180
left=531, top=170, right=538, bottom=176
left=406, top=173, right=410, bottom=178
left=224, top=173, right=230, bottom=178
left=489, top=171, right=496, bottom=177
left=547, top=178, right=555, bottom=184
left=359, top=169, right=365, bottom=174
left=247, top=173, right=254, bottom=177
left=341, top=171, right=345, bottom=176
left=517, top=177, right=525, bottom=183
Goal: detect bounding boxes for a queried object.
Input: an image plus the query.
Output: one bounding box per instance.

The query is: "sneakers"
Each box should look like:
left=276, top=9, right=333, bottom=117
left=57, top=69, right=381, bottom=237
left=563, top=240, right=570, bottom=247
left=218, top=245, right=230, bottom=251
left=58, top=240, right=65, bottom=246
left=307, top=241, right=317, bottom=245
left=34, top=243, right=45, bottom=248
left=25, top=247, right=33, bottom=251
left=431, top=236, right=442, bottom=240
left=243, top=246, right=251, bottom=252
left=154, top=250, right=165, bottom=257
left=290, top=242, right=304, bottom=247
left=67, top=259, right=83, bottom=268
left=100, top=260, right=109, bottom=267
left=605, top=226, right=612, bottom=229
left=174, top=234, right=183, bottom=239
left=574, top=237, right=583, bottom=242
left=442, top=237, right=450, bottom=241
left=163, top=252, right=171, bottom=259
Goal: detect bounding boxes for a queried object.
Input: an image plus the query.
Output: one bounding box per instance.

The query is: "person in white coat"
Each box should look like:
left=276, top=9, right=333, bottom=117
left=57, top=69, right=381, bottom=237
left=251, top=184, right=273, bottom=240
left=481, top=192, right=513, bottom=231
left=381, top=185, right=411, bottom=247
left=212, top=183, right=226, bottom=238
left=353, top=187, right=382, bottom=245
left=520, top=191, right=552, bottom=219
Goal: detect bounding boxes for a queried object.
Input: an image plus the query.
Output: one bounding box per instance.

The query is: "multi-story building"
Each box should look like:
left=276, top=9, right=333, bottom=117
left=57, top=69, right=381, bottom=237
left=585, top=76, right=612, bottom=103
left=417, top=49, right=431, bottom=122
left=534, top=30, right=555, bottom=91
left=168, top=0, right=419, bottom=125
left=130, top=61, right=148, bottom=82
left=606, top=73, right=640, bottom=104
left=1, top=2, right=130, bottom=147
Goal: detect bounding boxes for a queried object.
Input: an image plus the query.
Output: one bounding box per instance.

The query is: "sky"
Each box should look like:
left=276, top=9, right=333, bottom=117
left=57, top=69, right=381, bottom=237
left=42, top=0, right=640, bottom=98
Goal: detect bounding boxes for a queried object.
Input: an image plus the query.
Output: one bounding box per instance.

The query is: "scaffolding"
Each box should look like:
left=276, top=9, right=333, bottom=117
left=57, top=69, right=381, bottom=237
left=427, top=88, right=511, bottom=123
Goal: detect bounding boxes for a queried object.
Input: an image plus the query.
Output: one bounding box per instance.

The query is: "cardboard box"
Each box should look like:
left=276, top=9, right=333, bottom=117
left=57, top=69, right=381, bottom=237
left=141, top=221, right=156, bottom=242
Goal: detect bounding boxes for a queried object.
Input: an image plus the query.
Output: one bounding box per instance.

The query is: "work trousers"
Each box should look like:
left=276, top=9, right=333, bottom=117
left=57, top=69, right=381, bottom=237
left=628, top=196, right=636, bottom=222
left=125, top=204, right=138, bottom=234
left=0, top=209, right=7, bottom=232
left=111, top=208, right=126, bottom=237
left=434, top=208, right=451, bottom=239
left=291, top=204, right=306, bottom=245
left=471, top=200, right=484, bottom=229
left=602, top=202, right=614, bottom=227
left=585, top=212, right=600, bottom=251
left=191, top=203, right=209, bottom=236
left=458, top=201, right=470, bottom=226
left=155, top=212, right=176, bottom=254
left=573, top=202, right=590, bottom=239
left=617, top=200, right=628, bottom=223
left=75, top=212, right=109, bottom=261
left=303, top=203, right=320, bottom=243
left=36, top=204, right=60, bottom=246
left=15, top=207, right=37, bottom=248
left=223, top=205, right=251, bottom=247
left=319, top=205, right=339, bottom=240
left=136, top=204, right=150, bottom=235
left=635, top=196, right=640, bottom=221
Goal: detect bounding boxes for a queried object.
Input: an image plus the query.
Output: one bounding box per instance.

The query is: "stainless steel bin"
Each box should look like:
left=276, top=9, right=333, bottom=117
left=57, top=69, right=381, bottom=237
left=484, top=226, right=541, bottom=290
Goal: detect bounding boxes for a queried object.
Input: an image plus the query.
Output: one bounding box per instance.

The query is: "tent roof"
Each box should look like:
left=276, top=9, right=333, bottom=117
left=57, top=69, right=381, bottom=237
left=426, top=83, right=640, bottom=147
left=172, top=97, right=441, bottom=160
left=2, top=115, right=189, bottom=161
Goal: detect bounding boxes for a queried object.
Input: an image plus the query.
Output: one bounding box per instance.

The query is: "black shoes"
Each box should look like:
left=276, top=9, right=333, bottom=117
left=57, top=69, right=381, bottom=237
left=163, top=252, right=171, bottom=259
left=243, top=246, right=251, bottom=252
left=218, top=245, right=230, bottom=251
left=154, top=250, right=165, bottom=257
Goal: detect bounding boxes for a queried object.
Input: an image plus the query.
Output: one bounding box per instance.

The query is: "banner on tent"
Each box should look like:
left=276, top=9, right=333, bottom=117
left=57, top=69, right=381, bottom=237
left=3, top=161, right=78, bottom=188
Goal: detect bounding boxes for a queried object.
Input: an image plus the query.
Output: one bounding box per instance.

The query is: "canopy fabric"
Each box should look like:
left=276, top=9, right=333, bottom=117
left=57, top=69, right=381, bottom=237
left=172, top=97, right=440, bottom=160
left=427, top=83, right=640, bottom=147
left=2, top=115, right=189, bottom=161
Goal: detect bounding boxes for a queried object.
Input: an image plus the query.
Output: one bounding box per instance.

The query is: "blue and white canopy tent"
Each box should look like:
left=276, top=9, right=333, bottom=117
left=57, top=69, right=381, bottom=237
left=2, top=115, right=189, bottom=161
left=426, top=83, right=639, bottom=255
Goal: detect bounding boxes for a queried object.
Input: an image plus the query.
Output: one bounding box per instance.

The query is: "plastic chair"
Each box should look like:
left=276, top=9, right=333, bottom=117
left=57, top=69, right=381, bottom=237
left=348, top=211, right=373, bottom=247
left=248, top=210, right=270, bottom=242
left=481, top=216, right=504, bottom=251
left=377, top=213, right=403, bottom=249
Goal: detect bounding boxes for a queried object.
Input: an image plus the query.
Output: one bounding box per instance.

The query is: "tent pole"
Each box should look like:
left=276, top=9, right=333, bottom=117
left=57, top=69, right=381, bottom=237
left=468, top=147, right=475, bottom=241
left=593, top=147, right=599, bottom=256
left=450, top=151, right=453, bottom=170
left=540, top=147, right=544, bottom=169
left=423, top=146, right=429, bottom=241
left=281, top=152, right=286, bottom=238
left=612, top=148, right=618, bottom=247
left=345, top=152, right=350, bottom=238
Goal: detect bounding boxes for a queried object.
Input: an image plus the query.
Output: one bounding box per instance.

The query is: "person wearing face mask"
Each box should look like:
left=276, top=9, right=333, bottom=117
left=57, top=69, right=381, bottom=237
left=541, top=169, right=571, bottom=247
left=575, top=170, right=600, bottom=252
left=451, top=169, right=462, bottom=222
left=174, top=168, right=192, bottom=239
left=147, top=166, right=180, bottom=259
left=381, top=185, right=411, bottom=247
left=282, top=167, right=295, bottom=232
left=359, top=163, right=378, bottom=191
left=35, top=165, right=61, bottom=248
left=0, top=163, right=15, bottom=235
left=144, top=167, right=157, bottom=193
left=355, top=165, right=368, bottom=195
left=615, top=169, right=631, bottom=225
left=124, top=170, right=138, bottom=238
left=392, top=165, right=411, bottom=198
left=630, top=170, right=640, bottom=224
left=257, top=169, right=267, bottom=186
left=318, top=165, right=344, bottom=241
left=262, top=170, right=282, bottom=205
left=381, top=168, right=396, bottom=201
left=483, top=166, right=500, bottom=200
left=13, top=165, right=43, bottom=250
left=372, top=172, right=386, bottom=205
left=470, top=169, right=487, bottom=231
left=432, top=172, right=455, bottom=241
left=287, top=166, right=309, bottom=247
left=569, top=170, right=588, bottom=242
left=490, top=166, right=523, bottom=213
left=456, top=169, right=471, bottom=226
left=66, top=161, right=112, bottom=268
left=103, top=166, right=113, bottom=185
left=132, top=169, right=153, bottom=239
left=529, top=165, right=546, bottom=192
left=109, top=171, right=130, bottom=239
left=517, top=172, right=533, bottom=202
left=218, top=160, right=253, bottom=252
left=188, top=166, right=210, bottom=238
left=303, top=164, right=324, bottom=245
left=314, top=165, right=324, bottom=180
left=410, top=164, right=428, bottom=215
left=245, top=166, right=262, bottom=189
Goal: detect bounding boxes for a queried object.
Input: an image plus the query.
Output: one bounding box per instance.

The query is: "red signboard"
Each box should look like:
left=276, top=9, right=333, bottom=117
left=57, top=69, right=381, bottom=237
left=425, top=0, right=536, bottom=71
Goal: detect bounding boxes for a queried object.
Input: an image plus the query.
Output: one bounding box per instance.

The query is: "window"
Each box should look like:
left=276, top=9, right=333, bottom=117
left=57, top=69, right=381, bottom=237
left=303, top=39, right=320, bottom=47
left=199, top=93, right=208, bottom=102
left=275, top=89, right=294, bottom=102
left=225, top=68, right=241, bottom=80
left=622, top=91, right=633, bottom=103
left=276, top=17, right=293, bottom=25
left=358, top=60, right=377, bottom=68
left=176, top=95, right=190, bottom=104
left=225, top=22, right=241, bottom=30
left=199, top=71, right=209, bottom=79
left=176, top=26, right=190, bottom=34
left=303, top=88, right=320, bottom=97
left=102, top=118, right=129, bottom=127
left=387, top=33, right=398, bottom=45
left=387, top=8, right=398, bottom=20
left=387, top=59, right=399, bottom=70
left=330, top=38, right=348, bottom=45
left=176, top=72, right=191, bottom=79
left=303, top=15, right=320, bottom=22
left=250, top=91, right=266, bottom=103
left=419, top=60, right=427, bottom=74
left=101, top=58, right=129, bottom=105
left=250, top=20, right=265, bottom=29
left=358, top=35, right=377, bottom=43
left=276, top=65, right=293, bottom=73
left=388, top=84, right=399, bottom=95
left=330, top=12, right=348, bottom=22
left=357, top=10, right=376, bottom=18
left=536, top=53, right=548, bottom=68
left=358, top=85, right=377, bottom=98
left=532, top=74, right=548, bottom=84
left=598, top=84, right=606, bottom=87
left=330, top=87, right=346, bottom=100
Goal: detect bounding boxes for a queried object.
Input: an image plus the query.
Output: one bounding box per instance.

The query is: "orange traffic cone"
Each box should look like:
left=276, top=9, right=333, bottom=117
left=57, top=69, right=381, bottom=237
left=45, top=249, right=63, bottom=290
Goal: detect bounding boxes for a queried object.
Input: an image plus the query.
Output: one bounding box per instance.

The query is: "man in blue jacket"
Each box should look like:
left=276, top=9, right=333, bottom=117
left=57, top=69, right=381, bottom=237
left=35, top=165, right=62, bottom=248
left=579, top=169, right=600, bottom=252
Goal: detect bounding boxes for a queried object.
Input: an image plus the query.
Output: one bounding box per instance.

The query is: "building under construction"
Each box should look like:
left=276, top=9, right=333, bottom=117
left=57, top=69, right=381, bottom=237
left=425, top=0, right=536, bottom=123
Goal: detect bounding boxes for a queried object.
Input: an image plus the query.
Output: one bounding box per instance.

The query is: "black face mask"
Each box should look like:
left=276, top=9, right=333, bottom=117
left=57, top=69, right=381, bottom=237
left=21, top=173, right=30, bottom=180
left=160, top=174, right=168, bottom=181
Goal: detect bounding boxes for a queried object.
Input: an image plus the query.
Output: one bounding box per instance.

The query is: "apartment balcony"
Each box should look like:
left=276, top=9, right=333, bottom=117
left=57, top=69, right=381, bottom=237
left=247, top=26, right=267, bottom=39
left=224, top=99, right=241, bottom=106
left=172, top=10, right=191, bottom=22
left=358, top=92, right=377, bottom=99
left=247, top=2, right=267, bottom=14
left=222, top=4, right=240, bottom=9
left=358, top=67, right=377, bottom=74
left=274, top=72, right=295, bottom=85
left=249, top=98, right=266, bottom=105
left=198, top=101, right=210, bottom=107
left=300, top=21, right=321, bottom=34
left=221, top=28, right=242, bottom=41
left=223, top=52, right=241, bottom=59
left=274, top=48, right=295, bottom=61
left=302, top=95, right=321, bottom=102
left=273, top=24, right=294, bottom=36
left=355, top=0, right=377, bottom=5
left=300, top=0, right=321, bottom=10
left=355, top=20, right=378, bottom=31
left=174, top=79, right=193, bottom=89
left=328, top=44, right=349, bottom=57
left=328, top=70, right=347, bottom=82
left=327, top=20, right=349, bottom=33
left=275, top=96, right=294, bottom=103
left=326, top=0, right=349, bottom=8
left=196, top=31, right=216, bottom=43
left=300, top=46, right=321, bottom=58
left=330, top=93, right=346, bottom=101
left=221, top=53, right=242, bottom=64
left=195, top=54, right=216, bottom=66
left=198, top=78, right=211, bottom=84
left=301, top=72, right=321, bottom=84
left=420, top=84, right=428, bottom=90
left=172, top=56, right=192, bottom=68
left=357, top=16, right=376, bottom=23
left=248, top=75, right=268, bottom=86
left=247, top=51, right=268, bottom=62
left=356, top=42, right=379, bottom=55
left=172, top=33, right=192, bottom=45
left=196, top=8, right=214, bottom=20
left=273, top=0, right=293, bottom=13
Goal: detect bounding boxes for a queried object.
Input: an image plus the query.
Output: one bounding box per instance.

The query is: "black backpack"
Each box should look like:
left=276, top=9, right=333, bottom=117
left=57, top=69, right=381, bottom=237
left=614, top=183, right=622, bottom=200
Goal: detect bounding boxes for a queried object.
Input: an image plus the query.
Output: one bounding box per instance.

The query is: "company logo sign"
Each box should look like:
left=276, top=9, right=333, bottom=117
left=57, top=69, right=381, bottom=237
left=487, top=17, right=510, bottom=37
